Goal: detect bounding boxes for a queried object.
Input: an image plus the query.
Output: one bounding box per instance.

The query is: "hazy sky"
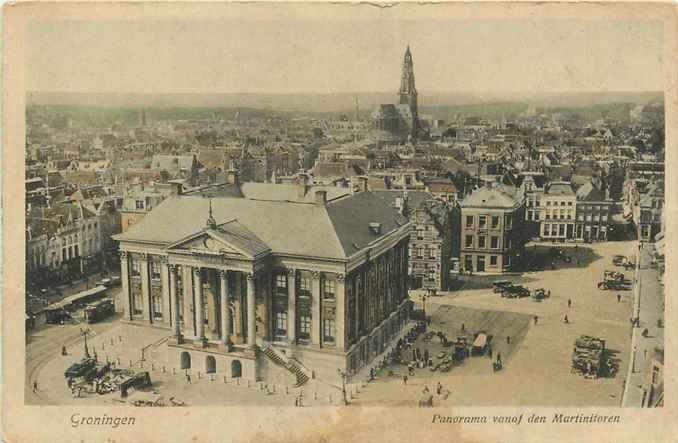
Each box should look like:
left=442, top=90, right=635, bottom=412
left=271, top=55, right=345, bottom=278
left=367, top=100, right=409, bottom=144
left=27, top=18, right=663, bottom=94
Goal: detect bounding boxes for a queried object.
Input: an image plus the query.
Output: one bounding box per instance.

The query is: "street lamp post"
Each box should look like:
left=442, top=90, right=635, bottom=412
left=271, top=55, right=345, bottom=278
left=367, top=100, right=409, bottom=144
left=82, top=328, right=91, bottom=359
left=632, top=345, right=637, bottom=373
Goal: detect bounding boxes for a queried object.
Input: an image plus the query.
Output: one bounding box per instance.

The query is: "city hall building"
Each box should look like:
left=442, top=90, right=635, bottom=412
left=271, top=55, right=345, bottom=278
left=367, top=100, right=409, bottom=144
left=113, top=176, right=412, bottom=384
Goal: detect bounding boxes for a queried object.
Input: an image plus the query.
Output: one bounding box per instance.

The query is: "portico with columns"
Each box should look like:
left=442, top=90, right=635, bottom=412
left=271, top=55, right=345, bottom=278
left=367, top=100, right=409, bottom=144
left=114, top=188, right=412, bottom=384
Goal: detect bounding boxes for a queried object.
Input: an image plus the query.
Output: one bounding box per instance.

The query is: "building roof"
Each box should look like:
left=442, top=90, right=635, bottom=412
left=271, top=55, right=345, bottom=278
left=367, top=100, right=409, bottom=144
left=575, top=181, right=605, bottom=201
left=459, top=186, right=521, bottom=209
left=240, top=182, right=350, bottom=204
left=114, top=191, right=407, bottom=259
left=545, top=181, right=575, bottom=197
left=152, top=154, right=196, bottom=171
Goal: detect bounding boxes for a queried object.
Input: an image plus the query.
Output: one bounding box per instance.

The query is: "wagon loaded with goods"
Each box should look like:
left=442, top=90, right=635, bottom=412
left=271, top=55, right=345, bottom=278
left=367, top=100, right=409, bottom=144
left=597, top=271, right=630, bottom=290
left=501, top=284, right=531, bottom=299
left=571, top=335, right=606, bottom=378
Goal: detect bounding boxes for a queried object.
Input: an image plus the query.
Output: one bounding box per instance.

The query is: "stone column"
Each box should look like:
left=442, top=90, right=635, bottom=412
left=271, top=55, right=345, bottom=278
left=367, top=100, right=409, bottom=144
left=194, top=268, right=205, bottom=345
left=160, top=257, right=170, bottom=325
left=119, top=251, right=132, bottom=320
left=287, top=269, right=296, bottom=344
left=169, top=264, right=182, bottom=343
left=311, top=271, right=321, bottom=346
left=140, top=253, right=152, bottom=323
left=246, top=272, right=256, bottom=348
left=182, top=266, right=194, bottom=338
left=206, top=270, right=217, bottom=339
left=219, top=270, right=231, bottom=348
left=336, top=273, right=345, bottom=350
left=233, top=273, right=242, bottom=339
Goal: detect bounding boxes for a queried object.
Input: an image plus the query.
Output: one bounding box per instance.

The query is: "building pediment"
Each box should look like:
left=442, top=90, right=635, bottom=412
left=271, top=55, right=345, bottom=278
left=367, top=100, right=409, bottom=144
left=166, top=220, right=271, bottom=261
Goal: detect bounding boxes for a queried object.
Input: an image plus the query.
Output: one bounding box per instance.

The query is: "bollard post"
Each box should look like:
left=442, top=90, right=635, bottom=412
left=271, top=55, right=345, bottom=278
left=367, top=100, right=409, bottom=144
left=285, top=386, right=289, bottom=395
left=224, top=376, right=227, bottom=384
left=119, top=336, right=122, bottom=342
left=247, top=380, right=250, bottom=388
left=173, top=367, right=176, bottom=375
left=198, top=372, right=201, bottom=379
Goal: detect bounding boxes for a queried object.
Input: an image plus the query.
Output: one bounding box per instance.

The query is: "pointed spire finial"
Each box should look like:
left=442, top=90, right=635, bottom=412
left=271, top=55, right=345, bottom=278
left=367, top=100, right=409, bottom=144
left=206, top=198, right=217, bottom=229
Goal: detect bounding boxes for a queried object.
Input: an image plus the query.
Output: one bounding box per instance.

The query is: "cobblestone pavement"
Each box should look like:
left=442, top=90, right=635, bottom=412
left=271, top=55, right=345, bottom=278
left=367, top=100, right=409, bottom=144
left=353, top=241, right=637, bottom=407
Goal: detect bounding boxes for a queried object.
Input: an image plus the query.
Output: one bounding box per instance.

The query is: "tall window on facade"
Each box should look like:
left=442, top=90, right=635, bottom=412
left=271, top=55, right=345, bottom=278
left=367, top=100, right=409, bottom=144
left=505, top=215, right=512, bottom=229
left=465, top=235, right=473, bottom=248
left=478, top=216, right=487, bottom=229
left=322, top=279, right=335, bottom=300
left=299, top=276, right=311, bottom=298
left=429, top=248, right=437, bottom=259
left=465, top=215, right=474, bottom=228
left=478, top=236, right=486, bottom=249
left=490, top=236, right=499, bottom=249
left=152, top=291, right=163, bottom=320
left=276, top=274, right=287, bottom=294
left=323, top=319, right=335, bottom=342
left=490, top=255, right=498, bottom=266
left=491, top=216, right=499, bottom=229
left=131, top=259, right=141, bottom=277
left=275, top=311, right=287, bottom=335
left=133, top=292, right=143, bottom=315
left=151, top=260, right=161, bottom=280
left=299, top=315, right=311, bottom=339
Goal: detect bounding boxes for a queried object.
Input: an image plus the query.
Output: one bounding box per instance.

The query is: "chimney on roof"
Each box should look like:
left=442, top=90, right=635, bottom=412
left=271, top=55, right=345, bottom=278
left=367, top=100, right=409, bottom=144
left=315, top=189, right=327, bottom=206
left=297, top=171, right=310, bottom=197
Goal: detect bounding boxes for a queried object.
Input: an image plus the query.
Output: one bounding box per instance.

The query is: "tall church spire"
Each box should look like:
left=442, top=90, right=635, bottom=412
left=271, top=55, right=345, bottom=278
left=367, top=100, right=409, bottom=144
left=399, top=45, right=419, bottom=139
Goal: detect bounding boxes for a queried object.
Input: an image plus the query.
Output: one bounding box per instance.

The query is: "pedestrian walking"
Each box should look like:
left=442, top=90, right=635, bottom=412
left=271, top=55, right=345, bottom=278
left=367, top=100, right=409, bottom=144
left=461, top=323, right=465, bottom=333
left=567, top=299, right=572, bottom=308
left=496, top=353, right=502, bottom=365
left=62, top=345, right=67, bottom=356
left=32, top=381, right=38, bottom=393
left=422, top=385, right=429, bottom=394
left=403, top=375, right=408, bottom=385
left=547, top=290, right=551, bottom=298
left=534, top=315, right=538, bottom=325
left=563, top=314, right=569, bottom=324
left=186, top=373, right=192, bottom=384
left=436, top=382, right=443, bottom=395
left=506, top=336, right=511, bottom=345
left=644, top=349, right=648, bottom=360
left=617, top=294, right=622, bottom=303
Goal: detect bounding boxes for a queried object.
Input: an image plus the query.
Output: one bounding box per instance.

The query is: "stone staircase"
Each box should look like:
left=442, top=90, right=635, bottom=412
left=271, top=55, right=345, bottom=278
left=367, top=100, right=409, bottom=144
left=261, top=346, right=310, bottom=387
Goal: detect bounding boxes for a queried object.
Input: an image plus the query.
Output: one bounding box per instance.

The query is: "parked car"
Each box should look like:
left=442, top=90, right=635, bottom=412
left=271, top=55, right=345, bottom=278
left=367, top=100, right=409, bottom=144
left=612, top=255, right=628, bottom=266
left=492, top=280, right=513, bottom=293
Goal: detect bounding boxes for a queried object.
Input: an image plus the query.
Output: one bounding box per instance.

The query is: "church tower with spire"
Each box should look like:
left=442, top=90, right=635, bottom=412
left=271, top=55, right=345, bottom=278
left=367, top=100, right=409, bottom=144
left=399, top=45, right=418, bottom=120
left=398, top=45, right=419, bottom=140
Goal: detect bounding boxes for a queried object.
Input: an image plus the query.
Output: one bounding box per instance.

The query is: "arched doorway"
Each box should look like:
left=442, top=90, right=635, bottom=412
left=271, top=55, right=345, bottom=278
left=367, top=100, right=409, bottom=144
left=231, top=360, right=242, bottom=378
left=180, top=351, right=191, bottom=369
left=206, top=355, right=216, bottom=374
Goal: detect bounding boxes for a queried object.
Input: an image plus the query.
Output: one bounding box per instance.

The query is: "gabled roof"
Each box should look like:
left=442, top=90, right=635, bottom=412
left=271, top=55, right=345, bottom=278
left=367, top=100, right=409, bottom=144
left=459, top=186, right=521, bottom=209
left=114, top=191, right=407, bottom=259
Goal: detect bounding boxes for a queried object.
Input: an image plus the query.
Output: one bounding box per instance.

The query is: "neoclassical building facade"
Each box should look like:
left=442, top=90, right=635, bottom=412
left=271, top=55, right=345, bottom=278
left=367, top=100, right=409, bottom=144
left=114, top=183, right=412, bottom=384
